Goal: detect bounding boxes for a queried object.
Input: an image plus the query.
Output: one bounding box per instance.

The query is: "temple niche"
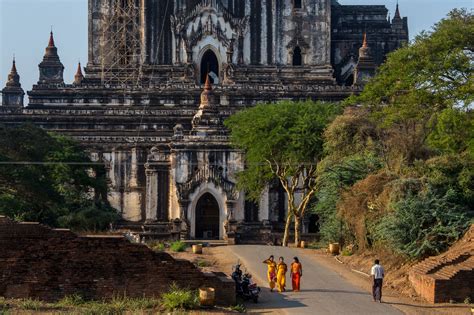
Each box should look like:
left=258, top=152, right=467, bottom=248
left=1, top=0, right=408, bottom=243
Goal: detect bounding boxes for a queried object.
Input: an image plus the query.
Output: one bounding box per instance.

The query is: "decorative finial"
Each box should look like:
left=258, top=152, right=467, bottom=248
left=204, top=73, right=212, bottom=91
left=48, top=30, right=55, bottom=47
left=362, top=33, right=368, bottom=48
left=74, top=61, right=84, bottom=85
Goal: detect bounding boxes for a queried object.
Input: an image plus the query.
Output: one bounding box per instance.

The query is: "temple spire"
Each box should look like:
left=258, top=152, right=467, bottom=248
left=6, top=57, right=20, bottom=87
left=394, top=1, right=401, bottom=19
left=74, top=62, right=84, bottom=85
left=38, top=30, right=64, bottom=84
left=353, top=33, right=376, bottom=86
left=2, top=57, right=24, bottom=106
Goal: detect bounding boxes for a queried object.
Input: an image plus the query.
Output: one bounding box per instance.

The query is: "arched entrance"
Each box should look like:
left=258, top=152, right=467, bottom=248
left=292, top=46, right=302, bottom=66
left=200, top=50, right=219, bottom=84
left=195, top=193, right=220, bottom=239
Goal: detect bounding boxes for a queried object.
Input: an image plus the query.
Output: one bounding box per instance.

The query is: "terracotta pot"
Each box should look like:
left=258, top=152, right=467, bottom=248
left=192, top=244, right=203, bottom=254
left=329, top=243, right=340, bottom=255
left=199, top=287, right=215, bottom=307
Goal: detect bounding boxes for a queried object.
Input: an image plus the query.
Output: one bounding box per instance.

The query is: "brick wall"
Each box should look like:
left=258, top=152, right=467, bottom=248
left=409, top=225, right=474, bottom=303
left=0, top=216, right=235, bottom=305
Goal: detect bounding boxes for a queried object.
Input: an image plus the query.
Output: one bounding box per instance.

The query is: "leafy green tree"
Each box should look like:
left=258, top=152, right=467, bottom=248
left=347, top=9, right=473, bottom=168
left=427, top=108, right=474, bottom=156
left=0, top=124, right=118, bottom=230
left=225, top=101, right=342, bottom=246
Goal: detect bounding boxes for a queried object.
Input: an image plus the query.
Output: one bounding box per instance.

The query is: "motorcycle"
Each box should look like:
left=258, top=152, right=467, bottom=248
left=232, top=263, right=261, bottom=303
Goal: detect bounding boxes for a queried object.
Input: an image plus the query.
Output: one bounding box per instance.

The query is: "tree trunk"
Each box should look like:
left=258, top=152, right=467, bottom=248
left=294, top=215, right=302, bottom=247
left=282, top=213, right=293, bottom=247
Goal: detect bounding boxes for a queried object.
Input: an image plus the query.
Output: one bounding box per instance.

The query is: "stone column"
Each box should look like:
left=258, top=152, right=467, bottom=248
left=225, top=200, right=238, bottom=244
left=145, top=166, right=158, bottom=222
left=178, top=200, right=190, bottom=240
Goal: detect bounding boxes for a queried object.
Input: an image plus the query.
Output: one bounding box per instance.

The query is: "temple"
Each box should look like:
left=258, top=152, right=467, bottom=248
left=1, top=0, right=408, bottom=242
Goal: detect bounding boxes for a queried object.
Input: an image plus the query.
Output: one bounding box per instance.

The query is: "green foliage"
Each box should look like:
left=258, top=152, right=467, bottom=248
left=427, top=108, right=474, bottom=155
left=196, top=259, right=211, bottom=267
left=161, top=283, right=199, bottom=311
left=225, top=100, right=342, bottom=201
left=373, top=188, right=470, bottom=258
left=346, top=9, right=473, bottom=168
left=422, top=154, right=474, bottom=207
left=230, top=304, right=247, bottom=313
left=56, top=294, right=85, bottom=307
left=0, top=124, right=118, bottom=230
left=323, top=108, right=379, bottom=159
left=18, top=299, right=43, bottom=311
left=352, top=9, right=473, bottom=118
left=314, top=154, right=382, bottom=243
left=170, top=240, right=187, bottom=252
left=148, top=241, right=166, bottom=252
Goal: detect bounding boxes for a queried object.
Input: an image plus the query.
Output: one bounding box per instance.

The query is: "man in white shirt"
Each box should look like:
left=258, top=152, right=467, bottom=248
left=371, top=259, right=385, bottom=302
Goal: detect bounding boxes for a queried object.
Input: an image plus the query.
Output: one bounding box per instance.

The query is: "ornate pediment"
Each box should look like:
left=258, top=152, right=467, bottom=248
left=171, top=0, right=249, bottom=49
left=177, top=166, right=237, bottom=201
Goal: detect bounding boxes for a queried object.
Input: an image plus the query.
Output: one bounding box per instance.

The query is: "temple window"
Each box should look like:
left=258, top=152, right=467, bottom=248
left=294, top=0, right=302, bottom=9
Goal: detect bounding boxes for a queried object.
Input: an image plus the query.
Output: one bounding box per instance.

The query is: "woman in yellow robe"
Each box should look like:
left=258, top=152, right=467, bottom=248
left=276, top=257, right=288, bottom=292
left=263, top=255, right=277, bottom=291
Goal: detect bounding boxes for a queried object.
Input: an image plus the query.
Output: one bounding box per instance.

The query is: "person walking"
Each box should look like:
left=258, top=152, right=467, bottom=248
left=290, top=257, right=303, bottom=292
left=263, top=255, right=277, bottom=292
left=371, top=259, right=385, bottom=302
left=276, top=257, right=288, bottom=292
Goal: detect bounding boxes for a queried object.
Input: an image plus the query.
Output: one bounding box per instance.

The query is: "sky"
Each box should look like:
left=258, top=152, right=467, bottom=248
left=0, top=0, right=472, bottom=98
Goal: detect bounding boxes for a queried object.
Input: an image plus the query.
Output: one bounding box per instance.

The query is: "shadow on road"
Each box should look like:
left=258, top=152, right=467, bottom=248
left=247, top=287, right=307, bottom=311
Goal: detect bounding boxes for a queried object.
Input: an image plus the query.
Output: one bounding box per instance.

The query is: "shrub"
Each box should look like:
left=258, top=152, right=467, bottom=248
left=0, top=297, right=7, bottom=309
left=56, top=294, right=85, bottom=307
left=149, top=242, right=166, bottom=252
left=161, top=283, right=199, bottom=311
left=18, top=298, right=43, bottom=311
left=196, top=260, right=211, bottom=268
left=170, top=240, right=187, bottom=252
left=373, top=188, right=470, bottom=259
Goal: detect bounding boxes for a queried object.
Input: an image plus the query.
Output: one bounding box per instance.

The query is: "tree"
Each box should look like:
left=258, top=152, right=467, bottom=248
left=225, top=101, right=342, bottom=246
left=0, top=124, right=118, bottom=230
left=346, top=9, right=473, bottom=168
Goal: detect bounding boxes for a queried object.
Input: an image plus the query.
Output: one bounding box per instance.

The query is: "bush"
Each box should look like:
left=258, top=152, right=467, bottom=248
left=196, top=260, right=211, bottom=267
left=170, top=240, right=187, bottom=252
left=148, top=241, right=166, bottom=252
left=18, top=299, right=43, bottom=311
left=373, top=188, right=470, bottom=259
left=56, top=294, right=85, bottom=307
left=161, top=283, right=199, bottom=311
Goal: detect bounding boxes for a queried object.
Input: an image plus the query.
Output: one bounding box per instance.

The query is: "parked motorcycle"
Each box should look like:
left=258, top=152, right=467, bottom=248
left=232, top=263, right=261, bottom=303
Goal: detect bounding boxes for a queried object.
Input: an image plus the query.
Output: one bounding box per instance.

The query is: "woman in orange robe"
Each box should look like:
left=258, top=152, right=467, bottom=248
left=291, top=256, right=303, bottom=292
left=276, top=257, right=288, bottom=292
left=263, top=255, right=277, bottom=291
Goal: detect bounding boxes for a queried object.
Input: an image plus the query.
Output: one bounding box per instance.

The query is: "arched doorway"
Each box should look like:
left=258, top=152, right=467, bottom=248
left=200, top=50, right=219, bottom=84
left=292, top=46, right=302, bottom=66
left=195, top=193, right=220, bottom=239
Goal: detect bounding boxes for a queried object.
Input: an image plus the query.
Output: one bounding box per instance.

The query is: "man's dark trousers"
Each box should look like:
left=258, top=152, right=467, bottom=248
left=373, top=278, right=383, bottom=301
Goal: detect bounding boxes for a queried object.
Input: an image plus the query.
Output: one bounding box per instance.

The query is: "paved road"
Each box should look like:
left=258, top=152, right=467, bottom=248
left=226, top=245, right=402, bottom=315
